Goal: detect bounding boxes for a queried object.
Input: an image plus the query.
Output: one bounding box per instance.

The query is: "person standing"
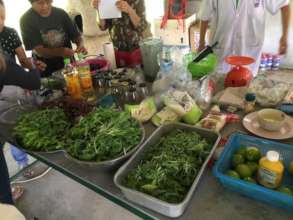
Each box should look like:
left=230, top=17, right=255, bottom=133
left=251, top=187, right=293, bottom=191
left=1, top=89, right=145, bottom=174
left=20, top=0, right=87, bottom=77
left=198, top=0, right=290, bottom=75
left=91, top=0, right=148, bottom=66
left=0, top=52, right=41, bottom=205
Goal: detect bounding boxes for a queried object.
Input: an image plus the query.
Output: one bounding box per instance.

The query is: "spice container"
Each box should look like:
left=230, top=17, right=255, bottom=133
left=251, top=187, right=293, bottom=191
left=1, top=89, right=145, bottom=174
left=138, top=83, right=149, bottom=99
left=128, top=88, right=139, bottom=104
left=244, top=93, right=256, bottom=113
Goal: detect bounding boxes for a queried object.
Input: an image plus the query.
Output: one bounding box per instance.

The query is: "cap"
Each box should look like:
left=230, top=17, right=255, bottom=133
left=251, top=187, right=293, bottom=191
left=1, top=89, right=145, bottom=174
left=245, top=93, right=256, bottom=102
left=266, top=151, right=280, bottom=162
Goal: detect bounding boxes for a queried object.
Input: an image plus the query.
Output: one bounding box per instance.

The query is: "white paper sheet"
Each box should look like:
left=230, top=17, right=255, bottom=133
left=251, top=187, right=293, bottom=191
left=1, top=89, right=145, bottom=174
left=98, top=0, right=122, bottom=19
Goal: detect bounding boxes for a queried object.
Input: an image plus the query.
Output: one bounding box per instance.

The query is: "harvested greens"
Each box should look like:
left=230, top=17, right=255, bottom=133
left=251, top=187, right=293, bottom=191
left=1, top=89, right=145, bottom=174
left=124, top=129, right=212, bottom=203
left=66, top=108, right=142, bottom=162
left=14, top=108, right=70, bottom=151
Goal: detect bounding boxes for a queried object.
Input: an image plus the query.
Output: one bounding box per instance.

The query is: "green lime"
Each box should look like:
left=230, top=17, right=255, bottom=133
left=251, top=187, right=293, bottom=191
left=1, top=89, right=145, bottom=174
left=277, top=187, right=293, bottom=196
left=245, top=147, right=261, bottom=162
left=247, top=161, right=259, bottom=175
left=231, top=154, right=245, bottom=167
left=226, top=170, right=240, bottom=179
left=288, top=161, right=293, bottom=176
left=243, top=177, right=257, bottom=184
left=236, top=164, right=252, bottom=178
left=236, top=147, right=247, bottom=157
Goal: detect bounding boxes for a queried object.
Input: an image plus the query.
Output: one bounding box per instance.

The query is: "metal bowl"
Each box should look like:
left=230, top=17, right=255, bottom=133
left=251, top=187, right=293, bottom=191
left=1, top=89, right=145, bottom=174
left=63, top=123, right=145, bottom=169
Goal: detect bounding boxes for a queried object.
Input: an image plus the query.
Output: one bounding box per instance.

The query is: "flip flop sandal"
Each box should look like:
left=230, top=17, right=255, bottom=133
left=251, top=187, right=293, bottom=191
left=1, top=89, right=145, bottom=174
left=11, top=185, right=24, bottom=202
left=23, top=169, right=35, bottom=178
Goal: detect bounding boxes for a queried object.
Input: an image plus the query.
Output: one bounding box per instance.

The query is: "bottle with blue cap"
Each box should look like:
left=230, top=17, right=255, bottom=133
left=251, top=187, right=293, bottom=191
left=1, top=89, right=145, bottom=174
left=244, top=93, right=256, bottom=113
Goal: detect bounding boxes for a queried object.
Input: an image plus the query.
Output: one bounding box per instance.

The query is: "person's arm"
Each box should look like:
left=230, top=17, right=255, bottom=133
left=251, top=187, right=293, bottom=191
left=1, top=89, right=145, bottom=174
left=61, top=9, right=87, bottom=54
left=116, top=0, right=147, bottom=30
left=1, top=57, right=40, bottom=90
left=279, top=4, right=290, bottom=54
left=33, top=45, right=75, bottom=59
left=197, top=0, right=215, bottom=52
left=91, top=0, right=109, bottom=31
left=198, top=20, right=209, bottom=52
left=15, top=46, right=34, bottom=69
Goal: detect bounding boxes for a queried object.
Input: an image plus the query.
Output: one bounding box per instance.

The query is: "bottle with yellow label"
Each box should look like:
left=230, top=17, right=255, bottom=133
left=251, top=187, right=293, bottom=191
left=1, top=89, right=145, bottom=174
left=76, top=61, right=96, bottom=102
left=63, top=59, right=82, bottom=99
left=258, top=151, right=284, bottom=189
left=64, top=68, right=82, bottom=99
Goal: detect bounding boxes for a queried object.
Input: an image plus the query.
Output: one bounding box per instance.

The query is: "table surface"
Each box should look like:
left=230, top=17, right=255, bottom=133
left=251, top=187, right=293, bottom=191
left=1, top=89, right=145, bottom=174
left=1, top=106, right=293, bottom=220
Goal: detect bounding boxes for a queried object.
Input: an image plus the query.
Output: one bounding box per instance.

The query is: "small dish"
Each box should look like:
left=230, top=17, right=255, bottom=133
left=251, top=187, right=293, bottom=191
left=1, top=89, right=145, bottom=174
left=243, top=112, right=293, bottom=140
left=257, top=108, right=285, bottom=131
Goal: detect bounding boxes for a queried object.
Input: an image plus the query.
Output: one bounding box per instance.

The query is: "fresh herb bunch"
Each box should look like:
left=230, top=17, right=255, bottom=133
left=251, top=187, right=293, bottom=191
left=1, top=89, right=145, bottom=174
left=124, top=129, right=212, bottom=203
left=66, top=107, right=142, bottom=162
left=14, top=108, right=70, bottom=151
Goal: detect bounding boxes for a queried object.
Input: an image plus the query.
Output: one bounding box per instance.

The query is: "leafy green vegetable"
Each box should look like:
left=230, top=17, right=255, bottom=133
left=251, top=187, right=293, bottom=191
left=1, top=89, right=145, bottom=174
left=124, top=129, right=212, bottom=203
left=66, top=107, right=142, bottom=162
left=14, top=108, right=70, bottom=151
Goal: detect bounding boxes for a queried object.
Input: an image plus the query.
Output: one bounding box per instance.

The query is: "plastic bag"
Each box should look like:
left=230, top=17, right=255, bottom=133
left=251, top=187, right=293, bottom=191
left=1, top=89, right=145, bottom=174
left=152, top=46, right=192, bottom=95
left=249, top=76, right=289, bottom=107
left=163, top=89, right=202, bottom=124
left=189, top=76, right=216, bottom=110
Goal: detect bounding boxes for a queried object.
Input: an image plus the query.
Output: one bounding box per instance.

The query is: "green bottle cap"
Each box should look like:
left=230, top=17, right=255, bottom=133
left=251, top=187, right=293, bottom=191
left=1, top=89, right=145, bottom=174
left=64, top=58, right=71, bottom=65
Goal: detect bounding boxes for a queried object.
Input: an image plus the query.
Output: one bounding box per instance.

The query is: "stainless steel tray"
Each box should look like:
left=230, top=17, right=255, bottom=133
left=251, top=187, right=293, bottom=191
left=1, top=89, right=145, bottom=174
left=114, top=123, right=221, bottom=218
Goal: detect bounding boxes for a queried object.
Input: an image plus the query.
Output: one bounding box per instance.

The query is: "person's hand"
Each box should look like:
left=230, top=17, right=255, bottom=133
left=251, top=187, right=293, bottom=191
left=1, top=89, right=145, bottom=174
left=75, top=45, right=88, bottom=55
left=91, top=0, right=100, bottom=9
left=116, top=0, right=132, bottom=14
left=34, top=60, right=47, bottom=72
left=279, top=35, right=288, bottom=55
left=197, top=43, right=206, bottom=52
left=62, top=48, right=75, bottom=58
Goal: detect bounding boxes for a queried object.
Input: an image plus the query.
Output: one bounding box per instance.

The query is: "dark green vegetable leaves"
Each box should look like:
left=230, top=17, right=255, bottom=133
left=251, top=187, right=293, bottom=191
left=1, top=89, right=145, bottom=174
left=124, top=129, right=212, bottom=204
left=14, top=108, right=70, bottom=151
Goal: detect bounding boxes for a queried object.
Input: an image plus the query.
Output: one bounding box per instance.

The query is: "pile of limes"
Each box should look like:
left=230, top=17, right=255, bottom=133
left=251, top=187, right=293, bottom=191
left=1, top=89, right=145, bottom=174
left=226, top=146, right=260, bottom=183
left=225, top=146, right=293, bottom=196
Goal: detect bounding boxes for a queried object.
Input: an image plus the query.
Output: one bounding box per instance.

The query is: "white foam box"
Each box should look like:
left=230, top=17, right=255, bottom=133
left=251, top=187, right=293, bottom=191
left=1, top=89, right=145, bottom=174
left=153, top=13, right=196, bottom=46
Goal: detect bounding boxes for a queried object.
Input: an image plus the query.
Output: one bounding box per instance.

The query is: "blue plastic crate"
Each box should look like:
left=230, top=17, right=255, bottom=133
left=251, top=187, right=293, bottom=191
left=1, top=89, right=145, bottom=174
left=213, top=133, right=293, bottom=211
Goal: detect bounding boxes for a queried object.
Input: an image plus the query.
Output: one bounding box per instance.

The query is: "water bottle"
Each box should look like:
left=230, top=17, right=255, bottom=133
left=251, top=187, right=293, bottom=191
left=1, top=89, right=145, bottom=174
left=10, top=145, right=28, bottom=168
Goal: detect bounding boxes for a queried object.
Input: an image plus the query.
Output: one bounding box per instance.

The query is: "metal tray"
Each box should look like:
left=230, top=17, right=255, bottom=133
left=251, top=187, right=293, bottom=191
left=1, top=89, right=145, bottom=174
left=114, top=123, right=221, bottom=218
left=63, top=123, right=146, bottom=169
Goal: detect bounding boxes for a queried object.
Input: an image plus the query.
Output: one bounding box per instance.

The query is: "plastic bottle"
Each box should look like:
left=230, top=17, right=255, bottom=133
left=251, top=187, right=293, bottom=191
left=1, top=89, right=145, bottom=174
left=63, top=58, right=82, bottom=99
left=76, top=61, right=96, bottom=102
left=258, top=151, right=284, bottom=189
left=10, top=145, right=28, bottom=168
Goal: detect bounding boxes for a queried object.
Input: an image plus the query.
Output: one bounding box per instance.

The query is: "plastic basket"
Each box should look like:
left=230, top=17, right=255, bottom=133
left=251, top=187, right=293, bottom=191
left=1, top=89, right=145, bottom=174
left=213, top=133, right=293, bottom=211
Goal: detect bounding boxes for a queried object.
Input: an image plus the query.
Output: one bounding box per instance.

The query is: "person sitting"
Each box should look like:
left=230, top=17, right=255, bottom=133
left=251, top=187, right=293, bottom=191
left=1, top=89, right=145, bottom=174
left=91, top=0, right=149, bottom=67
left=20, top=0, right=87, bottom=77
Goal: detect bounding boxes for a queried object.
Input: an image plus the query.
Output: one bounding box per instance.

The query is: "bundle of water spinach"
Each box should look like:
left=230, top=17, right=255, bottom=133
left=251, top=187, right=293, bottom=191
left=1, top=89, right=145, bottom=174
left=66, top=107, right=142, bottom=162
left=124, top=129, right=212, bottom=203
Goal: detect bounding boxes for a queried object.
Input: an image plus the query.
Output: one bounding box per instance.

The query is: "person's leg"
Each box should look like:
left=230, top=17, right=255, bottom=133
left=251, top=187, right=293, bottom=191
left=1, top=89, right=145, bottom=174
left=0, top=147, right=14, bottom=205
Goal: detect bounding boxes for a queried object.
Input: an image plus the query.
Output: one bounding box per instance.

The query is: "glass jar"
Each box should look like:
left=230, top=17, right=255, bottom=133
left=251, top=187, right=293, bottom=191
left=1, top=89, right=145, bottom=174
left=128, top=88, right=139, bottom=104
left=244, top=93, right=256, bottom=113
left=138, top=82, right=149, bottom=99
